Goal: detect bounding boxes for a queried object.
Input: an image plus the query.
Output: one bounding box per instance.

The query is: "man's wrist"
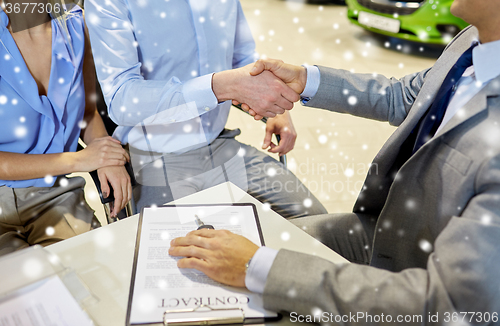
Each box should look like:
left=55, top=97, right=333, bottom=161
left=212, top=70, right=235, bottom=103
left=245, top=246, right=279, bottom=294
left=301, top=65, right=320, bottom=101
left=245, top=257, right=253, bottom=273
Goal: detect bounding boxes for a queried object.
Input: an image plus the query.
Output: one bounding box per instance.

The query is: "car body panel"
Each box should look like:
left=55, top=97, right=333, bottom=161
left=346, top=0, right=469, bottom=44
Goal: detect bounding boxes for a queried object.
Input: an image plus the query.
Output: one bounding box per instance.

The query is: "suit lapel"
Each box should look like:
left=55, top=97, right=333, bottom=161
left=372, top=27, right=481, bottom=170
left=433, top=74, right=500, bottom=139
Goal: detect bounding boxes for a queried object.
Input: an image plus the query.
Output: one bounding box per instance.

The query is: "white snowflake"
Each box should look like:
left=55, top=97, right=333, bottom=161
left=94, top=228, right=115, bottom=247
left=419, top=239, right=433, bottom=253
left=153, top=159, right=163, bottom=169
left=344, top=168, right=354, bottom=177
left=303, top=198, right=312, bottom=208
left=311, top=307, right=323, bottom=317
left=59, top=178, right=69, bottom=187
left=46, top=226, right=55, bottom=236
left=343, top=51, right=353, bottom=61
left=287, top=288, right=297, bottom=298
left=266, top=167, right=277, bottom=177
left=481, top=215, right=492, bottom=225
left=78, top=120, right=87, bottom=129
left=22, top=258, right=43, bottom=279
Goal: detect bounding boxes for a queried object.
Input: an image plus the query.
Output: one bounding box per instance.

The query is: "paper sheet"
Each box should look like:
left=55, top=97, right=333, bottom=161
left=128, top=204, right=276, bottom=325
left=0, top=276, right=93, bottom=326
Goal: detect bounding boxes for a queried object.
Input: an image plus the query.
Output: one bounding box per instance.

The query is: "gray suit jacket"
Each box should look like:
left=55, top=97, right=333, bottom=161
left=263, top=26, right=500, bottom=324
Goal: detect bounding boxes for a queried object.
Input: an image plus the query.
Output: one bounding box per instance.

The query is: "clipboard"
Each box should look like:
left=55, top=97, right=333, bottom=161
left=126, top=203, right=281, bottom=326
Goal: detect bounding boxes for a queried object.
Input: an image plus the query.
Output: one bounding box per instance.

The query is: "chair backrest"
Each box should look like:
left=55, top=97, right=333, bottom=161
left=95, top=78, right=118, bottom=136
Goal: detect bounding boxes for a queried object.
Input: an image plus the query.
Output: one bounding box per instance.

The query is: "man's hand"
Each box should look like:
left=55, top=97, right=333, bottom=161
left=213, top=63, right=299, bottom=119
left=97, top=166, right=132, bottom=217
left=169, top=229, right=259, bottom=288
left=238, top=59, right=307, bottom=119
left=263, top=111, right=297, bottom=156
left=250, top=59, right=307, bottom=94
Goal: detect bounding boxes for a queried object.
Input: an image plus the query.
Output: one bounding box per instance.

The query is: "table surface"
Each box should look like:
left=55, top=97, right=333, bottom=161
left=47, top=182, right=347, bottom=326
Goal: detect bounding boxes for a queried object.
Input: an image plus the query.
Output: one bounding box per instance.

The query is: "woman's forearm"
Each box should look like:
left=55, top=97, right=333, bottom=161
left=0, top=151, right=79, bottom=181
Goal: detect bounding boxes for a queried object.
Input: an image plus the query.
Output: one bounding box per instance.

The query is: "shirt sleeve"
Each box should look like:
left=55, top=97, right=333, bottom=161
left=84, top=0, right=218, bottom=127
left=300, top=64, right=321, bottom=104
left=245, top=246, right=279, bottom=294
left=232, top=1, right=258, bottom=68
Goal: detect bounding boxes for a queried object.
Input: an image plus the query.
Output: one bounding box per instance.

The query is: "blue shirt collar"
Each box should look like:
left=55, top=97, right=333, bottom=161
left=0, top=8, right=8, bottom=37
left=0, top=8, right=72, bottom=65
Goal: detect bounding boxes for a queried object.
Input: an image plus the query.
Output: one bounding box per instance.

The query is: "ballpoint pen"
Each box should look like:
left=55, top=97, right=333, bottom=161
left=194, top=214, right=215, bottom=230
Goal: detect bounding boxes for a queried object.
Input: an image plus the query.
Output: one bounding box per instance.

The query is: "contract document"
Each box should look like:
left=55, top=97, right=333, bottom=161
left=126, top=204, right=278, bottom=326
left=0, top=276, right=93, bottom=326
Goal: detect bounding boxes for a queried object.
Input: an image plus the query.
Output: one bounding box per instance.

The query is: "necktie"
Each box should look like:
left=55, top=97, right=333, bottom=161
left=412, top=45, right=476, bottom=153
left=389, top=45, right=476, bottom=175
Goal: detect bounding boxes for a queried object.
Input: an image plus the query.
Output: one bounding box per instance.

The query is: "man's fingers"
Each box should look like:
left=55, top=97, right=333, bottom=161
left=241, top=103, right=251, bottom=113
left=267, top=142, right=278, bottom=151
left=177, top=257, right=210, bottom=271
left=281, top=85, right=300, bottom=103
left=189, top=228, right=223, bottom=238
left=127, top=180, right=133, bottom=203
left=264, top=111, right=277, bottom=118
left=253, top=113, right=264, bottom=120
left=274, top=97, right=293, bottom=112
left=250, top=60, right=266, bottom=76
left=269, top=141, right=288, bottom=155
left=169, top=246, right=211, bottom=260
left=112, top=182, right=123, bottom=217
left=250, top=58, right=284, bottom=76
left=262, top=127, right=274, bottom=149
left=171, top=234, right=210, bottom=248
left=98, top=173, right=110, bottom=199
left=121, top=178, right=129, bottom=213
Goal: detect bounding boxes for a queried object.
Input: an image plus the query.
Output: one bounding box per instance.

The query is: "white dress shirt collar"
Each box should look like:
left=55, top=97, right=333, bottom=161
left=473, top=39, right=500, bottom=84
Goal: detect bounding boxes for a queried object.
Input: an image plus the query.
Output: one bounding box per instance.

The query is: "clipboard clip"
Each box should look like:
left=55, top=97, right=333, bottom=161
left=163, top=304, right=245, bottom=326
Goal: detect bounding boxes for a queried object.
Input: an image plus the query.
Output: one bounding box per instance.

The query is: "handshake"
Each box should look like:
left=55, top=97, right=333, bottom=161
left=212, top=59, right=307, bottom=120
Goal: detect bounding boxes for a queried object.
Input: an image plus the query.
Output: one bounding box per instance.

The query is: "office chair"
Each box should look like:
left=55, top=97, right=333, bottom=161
left=79, top=81, right=137, bottom=224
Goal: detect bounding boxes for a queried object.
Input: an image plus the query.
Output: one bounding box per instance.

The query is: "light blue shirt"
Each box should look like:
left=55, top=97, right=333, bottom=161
left=84, top=0, right=256, bottom=155
left=0, top=7, right=86, bottom=188
left=246, top=38, right=500, bottom=294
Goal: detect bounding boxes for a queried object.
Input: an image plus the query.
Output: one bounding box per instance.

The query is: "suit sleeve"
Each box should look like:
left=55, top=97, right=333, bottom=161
left=263, top=155, right=500, bottom=325
left=304, top=66, right=431, bottom=126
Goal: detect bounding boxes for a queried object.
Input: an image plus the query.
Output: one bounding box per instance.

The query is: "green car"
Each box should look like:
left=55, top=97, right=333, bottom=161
left=346, top=0, right=469, bottom=44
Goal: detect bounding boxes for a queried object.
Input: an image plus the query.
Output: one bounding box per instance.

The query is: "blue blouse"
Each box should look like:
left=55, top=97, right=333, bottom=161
left=0, top=7, right=86, bottom=188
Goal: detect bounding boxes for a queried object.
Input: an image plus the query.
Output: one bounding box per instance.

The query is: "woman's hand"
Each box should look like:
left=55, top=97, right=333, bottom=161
left=97, top=165, right=132, bottom=217
left=75, top=136, right=130, bottom=172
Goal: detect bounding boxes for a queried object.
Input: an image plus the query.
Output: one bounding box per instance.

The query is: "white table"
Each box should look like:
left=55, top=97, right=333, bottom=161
left=47, top=182, right=347, bottom=326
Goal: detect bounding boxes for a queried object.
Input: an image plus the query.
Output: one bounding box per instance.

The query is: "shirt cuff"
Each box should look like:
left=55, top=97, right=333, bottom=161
left=245, top=246, right=279, bottom=294
left=182, top=74, right=219, bottom=115
left=300, top=65, right=320, bottom=104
